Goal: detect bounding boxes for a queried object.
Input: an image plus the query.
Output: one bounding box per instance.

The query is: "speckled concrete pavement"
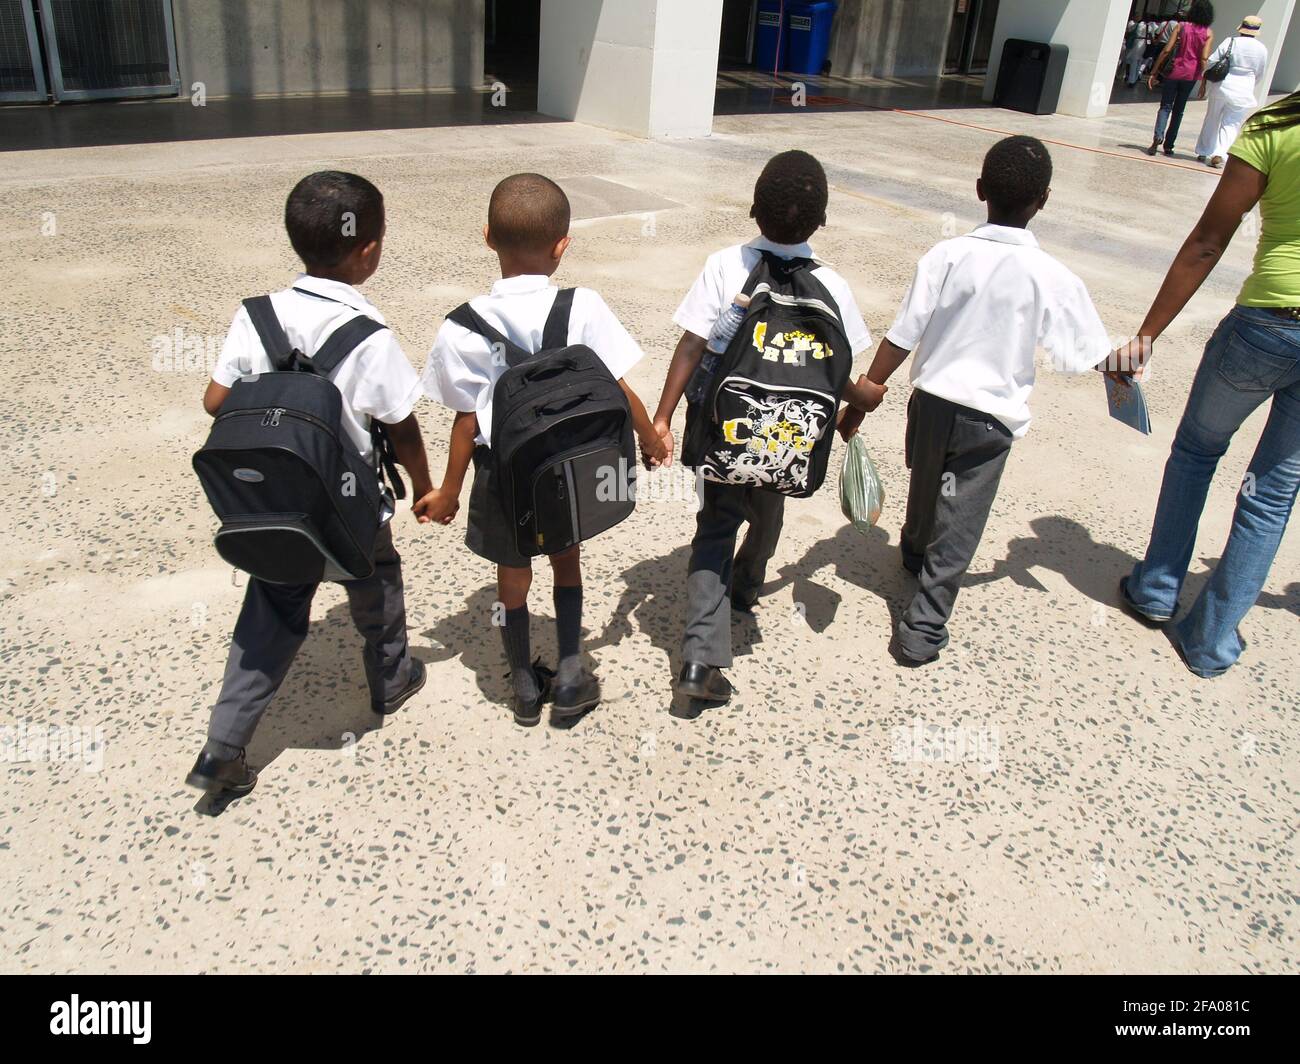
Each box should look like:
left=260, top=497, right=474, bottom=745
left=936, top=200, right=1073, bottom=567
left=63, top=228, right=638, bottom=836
left=2, top=93, right=1296, bottom=973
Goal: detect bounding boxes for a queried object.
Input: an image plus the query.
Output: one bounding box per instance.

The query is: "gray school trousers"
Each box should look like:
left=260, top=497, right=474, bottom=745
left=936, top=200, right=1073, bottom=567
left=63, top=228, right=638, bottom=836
left=681, top=479, right=786, bottom=668
left=897, top=389, right=1013, bottom=661
left=206, top=523, right=415, bottom=747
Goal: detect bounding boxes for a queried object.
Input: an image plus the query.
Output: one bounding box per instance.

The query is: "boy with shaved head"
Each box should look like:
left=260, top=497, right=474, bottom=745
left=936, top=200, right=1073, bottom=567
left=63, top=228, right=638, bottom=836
left=420, top=173, right=668, bottom=726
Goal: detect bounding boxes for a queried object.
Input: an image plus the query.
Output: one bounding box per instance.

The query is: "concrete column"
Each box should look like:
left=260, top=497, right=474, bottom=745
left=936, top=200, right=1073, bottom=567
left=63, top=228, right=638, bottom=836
left=1207, top=0, right=1297, bottom=104
left=1271, top=3, right=1300, bottom=94
left=982, top=0, right=1131, bottom=118
left=830, top=0, right=955, bottom=80
left=538, top=0, right=724, bottom=139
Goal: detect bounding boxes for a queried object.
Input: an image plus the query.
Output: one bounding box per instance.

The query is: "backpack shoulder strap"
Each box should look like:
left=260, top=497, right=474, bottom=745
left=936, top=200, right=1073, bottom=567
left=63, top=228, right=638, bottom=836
left=311, top=315, right=387, bottom=376
left=740, top=255, right=772, bottom=298
left=242, top=296, right=295, bottom=371
left=541, top=288, right=576, bottom=350
left=751, top=253, right=848, bottom=334
left=445, top=303, right=533, bottom=368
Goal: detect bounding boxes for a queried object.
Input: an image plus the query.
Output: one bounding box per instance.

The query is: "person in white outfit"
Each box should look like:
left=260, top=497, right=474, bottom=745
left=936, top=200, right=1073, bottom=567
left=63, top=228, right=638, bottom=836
left=1124, top=20, right=1148, bottom=87
left=1196, top=15, right=1269, bottom=168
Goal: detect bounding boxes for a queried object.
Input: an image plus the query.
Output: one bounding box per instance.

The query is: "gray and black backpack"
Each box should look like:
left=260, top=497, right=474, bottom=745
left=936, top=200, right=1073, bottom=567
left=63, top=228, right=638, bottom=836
left=445, top=289, right=636, bottom=557
left=193, top=294, right=405, bottom=585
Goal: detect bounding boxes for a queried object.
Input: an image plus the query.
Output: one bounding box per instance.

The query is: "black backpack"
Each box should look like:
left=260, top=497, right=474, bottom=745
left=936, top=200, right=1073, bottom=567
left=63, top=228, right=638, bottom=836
left=192, top=293, right=406, bottom=585
left=683, top=252, right=852, bottom=497
left=445, top=288, right=635, bottom=558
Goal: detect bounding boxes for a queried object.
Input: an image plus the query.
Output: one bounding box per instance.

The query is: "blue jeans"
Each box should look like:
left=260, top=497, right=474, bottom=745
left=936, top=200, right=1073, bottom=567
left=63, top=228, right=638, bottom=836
left=1154, top=78, right=1196, bottom=148
left=1127, top=307, right=1300, bottom=676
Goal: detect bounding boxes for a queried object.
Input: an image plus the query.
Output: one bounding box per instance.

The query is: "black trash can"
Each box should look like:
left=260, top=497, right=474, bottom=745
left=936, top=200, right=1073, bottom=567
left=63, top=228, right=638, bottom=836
left=993, top=39, right=1069, bottom=115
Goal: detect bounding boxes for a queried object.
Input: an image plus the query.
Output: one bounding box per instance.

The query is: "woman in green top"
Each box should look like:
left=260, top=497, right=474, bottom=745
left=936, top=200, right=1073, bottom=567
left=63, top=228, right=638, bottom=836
left=1115, top=93, right=1300, bottom=677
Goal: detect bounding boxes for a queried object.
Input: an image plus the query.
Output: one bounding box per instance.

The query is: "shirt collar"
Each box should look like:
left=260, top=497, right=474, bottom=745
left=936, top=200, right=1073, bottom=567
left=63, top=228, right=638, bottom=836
left=967, top=224, right=1039, bottom=248
left=747, top=235, right=826, bottom=265
left=292, top=274, right=383, bottom=320
left=490, top=274, right=552, bottom=296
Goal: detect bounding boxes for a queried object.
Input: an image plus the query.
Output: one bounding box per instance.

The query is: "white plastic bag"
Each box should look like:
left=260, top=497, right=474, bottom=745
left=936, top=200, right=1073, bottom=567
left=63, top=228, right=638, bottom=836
left=839, top=435, right=884, bottom=535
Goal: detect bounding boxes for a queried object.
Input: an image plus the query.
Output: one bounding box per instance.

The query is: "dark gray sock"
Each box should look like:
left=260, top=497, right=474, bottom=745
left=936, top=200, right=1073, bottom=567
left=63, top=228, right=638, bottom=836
left=501, top=605, right=538, bottom=700
left=204, top=738, right=242, bottom=761
left=554, top=585, right=583, bottom=686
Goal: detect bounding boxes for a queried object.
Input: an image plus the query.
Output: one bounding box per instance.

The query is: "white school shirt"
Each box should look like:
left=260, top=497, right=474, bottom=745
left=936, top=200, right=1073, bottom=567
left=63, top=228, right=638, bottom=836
left=1126, top=23, right=1148, bottom=58
left=422, top=275, right=645, bottom=447
left=673, top=236, right=874, bottom=357
left=211, top=274, right=422, bottom=465
left=1208, top=36, right=1269, bottom=106
left=885, top=224, right=1111, bottom=438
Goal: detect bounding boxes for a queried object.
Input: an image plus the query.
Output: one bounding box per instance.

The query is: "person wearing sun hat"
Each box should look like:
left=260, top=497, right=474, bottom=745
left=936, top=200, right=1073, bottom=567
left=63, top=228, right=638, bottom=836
left=1195, top=15, right=1269, bottom=168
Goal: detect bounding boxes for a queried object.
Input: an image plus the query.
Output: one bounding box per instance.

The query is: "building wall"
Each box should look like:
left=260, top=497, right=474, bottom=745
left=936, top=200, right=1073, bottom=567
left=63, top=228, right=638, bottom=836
left=830, top=0, right=955, bottom=79
left=1272, top=2, right=1300, bottom=93
left=171, top=0, right=484, bottom=98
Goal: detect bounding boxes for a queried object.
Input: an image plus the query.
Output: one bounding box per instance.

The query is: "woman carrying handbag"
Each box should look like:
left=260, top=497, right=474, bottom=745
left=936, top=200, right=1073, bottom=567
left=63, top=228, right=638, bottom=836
left=1146, top=1, right=1216, bottom=158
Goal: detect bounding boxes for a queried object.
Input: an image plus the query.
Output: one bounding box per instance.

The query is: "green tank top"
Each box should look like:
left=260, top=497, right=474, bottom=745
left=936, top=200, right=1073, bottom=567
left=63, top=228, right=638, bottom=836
left=1230, top=120, right=1300, bottom=306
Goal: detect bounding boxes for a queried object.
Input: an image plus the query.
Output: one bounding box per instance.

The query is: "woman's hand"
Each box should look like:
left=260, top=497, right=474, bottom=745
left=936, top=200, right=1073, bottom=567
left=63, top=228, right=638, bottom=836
left=1102, top=337, right=1152, bottom=388
left=1197, top=82, right=1207, bottom=100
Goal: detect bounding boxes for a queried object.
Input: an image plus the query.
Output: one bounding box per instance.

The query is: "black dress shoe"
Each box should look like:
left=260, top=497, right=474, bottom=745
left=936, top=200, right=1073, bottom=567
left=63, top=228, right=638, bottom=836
left=373, top=658, right=427, bottom=716
left=730, top=588, right=759, bottom=613
left=186, top=748, right=257, bottom=795
left=552, top=669, right=601, bottom=720
left=513, top=662, right=554, bottom=727
left=676, top=661, right=733, bottom=703
left=1145, top=139, right=1160, bottom=156
left=888, top=638, right=939, bottom=669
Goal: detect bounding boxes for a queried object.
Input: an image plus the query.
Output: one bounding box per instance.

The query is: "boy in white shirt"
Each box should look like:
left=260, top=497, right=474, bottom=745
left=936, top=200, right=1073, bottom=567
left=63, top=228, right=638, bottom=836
left=840, top=136, right=1113, bottom=665
left=653, top=150, right=876, bottom=706
left=188, top=171, right=434, bottom=796
left=421, top=173, right=668, bottom=726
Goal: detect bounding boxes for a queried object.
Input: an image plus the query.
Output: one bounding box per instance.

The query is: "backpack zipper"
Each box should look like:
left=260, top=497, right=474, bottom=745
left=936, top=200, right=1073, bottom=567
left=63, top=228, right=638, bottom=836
left=210, top=407, right=382, bottom=509
left=711, top=377, right=837, bottom=425
left=217, top=406, right=334, bottom=439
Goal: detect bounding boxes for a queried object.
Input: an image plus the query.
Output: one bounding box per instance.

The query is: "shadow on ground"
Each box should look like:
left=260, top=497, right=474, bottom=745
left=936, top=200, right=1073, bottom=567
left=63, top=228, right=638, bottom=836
left=194, top=598, right=434, bottom=815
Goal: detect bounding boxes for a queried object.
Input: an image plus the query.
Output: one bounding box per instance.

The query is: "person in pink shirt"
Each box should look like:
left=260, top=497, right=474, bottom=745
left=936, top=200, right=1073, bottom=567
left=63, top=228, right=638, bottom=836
left=1146, top=1, right=1216, bottom=157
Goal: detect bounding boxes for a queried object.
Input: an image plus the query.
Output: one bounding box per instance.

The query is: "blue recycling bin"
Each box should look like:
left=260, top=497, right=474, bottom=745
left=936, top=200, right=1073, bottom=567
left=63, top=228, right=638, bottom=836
left=754, top=0, right=788, bottom=72
left=785, top=1, right=838, bottom=76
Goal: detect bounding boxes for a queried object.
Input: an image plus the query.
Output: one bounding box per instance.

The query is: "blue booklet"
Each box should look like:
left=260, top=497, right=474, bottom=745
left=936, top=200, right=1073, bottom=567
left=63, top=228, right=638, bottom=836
left=1105, top=376, right=1152, bottom=435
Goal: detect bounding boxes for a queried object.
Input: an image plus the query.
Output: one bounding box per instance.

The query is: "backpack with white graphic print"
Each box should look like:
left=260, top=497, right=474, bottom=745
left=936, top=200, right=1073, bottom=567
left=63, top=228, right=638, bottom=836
left=683, top=251, right=852, bottom=497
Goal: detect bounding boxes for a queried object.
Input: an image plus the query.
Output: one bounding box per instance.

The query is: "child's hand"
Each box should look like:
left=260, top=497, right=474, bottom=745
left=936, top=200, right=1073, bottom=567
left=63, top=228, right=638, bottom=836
left=413, top=485, right=459, bottom=525
left=838, top=404, right=866, bottom=442
left=855, top=375, right=889, bottom=413
left=639, top=425, right=670, bottom=469
left=645, top=418, right=674, bottom=469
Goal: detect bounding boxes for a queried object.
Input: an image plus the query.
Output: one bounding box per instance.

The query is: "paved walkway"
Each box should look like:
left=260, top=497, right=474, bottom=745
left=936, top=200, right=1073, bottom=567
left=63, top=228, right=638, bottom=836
left=1, top=93, right=1296, bottom=972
